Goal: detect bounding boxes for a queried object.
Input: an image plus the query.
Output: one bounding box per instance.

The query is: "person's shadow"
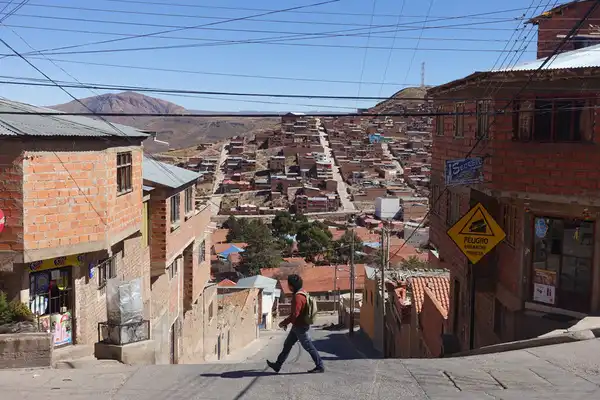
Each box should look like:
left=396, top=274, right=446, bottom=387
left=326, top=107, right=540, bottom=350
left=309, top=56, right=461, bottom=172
left=201, top=369, right=307, bottom=379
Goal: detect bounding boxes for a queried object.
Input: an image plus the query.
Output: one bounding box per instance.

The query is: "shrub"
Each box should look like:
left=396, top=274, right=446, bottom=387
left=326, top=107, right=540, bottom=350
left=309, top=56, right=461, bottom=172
left=9, top=299, right=33, bottom=322
left=0, top=291, right=34, bottom=325
left=0, top=292, right=11, bottom=325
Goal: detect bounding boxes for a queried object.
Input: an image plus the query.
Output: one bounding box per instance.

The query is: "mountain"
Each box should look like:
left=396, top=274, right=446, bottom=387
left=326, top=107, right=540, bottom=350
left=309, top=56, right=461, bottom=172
left=50, top=92, right=278, bottom=153
left=369, top=86, right=431, bottom=114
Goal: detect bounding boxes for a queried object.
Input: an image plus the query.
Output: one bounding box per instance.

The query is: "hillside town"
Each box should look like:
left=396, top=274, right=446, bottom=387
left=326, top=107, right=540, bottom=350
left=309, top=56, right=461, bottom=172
left=2, top=1, right=600, bottom=398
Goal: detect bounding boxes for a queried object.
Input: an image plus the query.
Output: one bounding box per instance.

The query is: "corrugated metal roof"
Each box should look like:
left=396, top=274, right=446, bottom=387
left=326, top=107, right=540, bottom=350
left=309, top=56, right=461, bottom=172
left=0, top=99, right=148, bottom=138
left=236, top=275, right=277, bottom=290
left=496, top=43, right=600, bottom=72
left=143, top=156, right=200, bottom=188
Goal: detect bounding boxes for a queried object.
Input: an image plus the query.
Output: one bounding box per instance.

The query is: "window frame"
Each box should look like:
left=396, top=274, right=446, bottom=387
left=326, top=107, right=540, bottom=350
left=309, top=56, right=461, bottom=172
left=454, top=102, right=465, bottom=138
left=98, top=255, right=117, bottom=289
left=198, top=239, right=206, bottom=264
left=476, top=100, right=490, bottom=139
left=168, top=258, right=179, bottom=280
left=170, top=193, right=181, bottom=226
left=530, top=216, right=594, bottom=313
left=431, top=184, right=441, bottom=216
left=184, top=186, right=194, bottom=215
left=116, top=152, right=133, bottom=195
left=514, top=98, right=594, bottom=143
left=435, top=107, right=444, bottom=136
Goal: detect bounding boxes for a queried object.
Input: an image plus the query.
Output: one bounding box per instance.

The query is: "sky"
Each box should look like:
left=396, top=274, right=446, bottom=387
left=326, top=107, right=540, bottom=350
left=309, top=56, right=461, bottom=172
left=0, top=0, right=549, bottom=112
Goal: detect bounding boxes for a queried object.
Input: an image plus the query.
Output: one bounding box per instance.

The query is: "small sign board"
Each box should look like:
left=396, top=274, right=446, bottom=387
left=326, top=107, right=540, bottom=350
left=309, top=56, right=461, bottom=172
left=447, top=203, right=506, bottom=264
left=444, top=157, right=484, bottom=186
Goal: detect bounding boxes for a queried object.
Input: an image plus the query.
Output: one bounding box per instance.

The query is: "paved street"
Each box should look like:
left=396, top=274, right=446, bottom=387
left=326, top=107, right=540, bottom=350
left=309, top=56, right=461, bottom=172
left=316, top=119, right=356, bottom=212
left=209, top=141, right=228, bottom=214
left=3, top=316, right=600, bottom=399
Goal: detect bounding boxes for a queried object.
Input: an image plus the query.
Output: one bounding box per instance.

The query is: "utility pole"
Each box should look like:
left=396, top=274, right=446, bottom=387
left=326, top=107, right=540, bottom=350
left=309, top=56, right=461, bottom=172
left=421, top=62, right=425, bottom=88
left=349, top=220, right=356, bottom=335
left=380, top=222, right=388, bottom=357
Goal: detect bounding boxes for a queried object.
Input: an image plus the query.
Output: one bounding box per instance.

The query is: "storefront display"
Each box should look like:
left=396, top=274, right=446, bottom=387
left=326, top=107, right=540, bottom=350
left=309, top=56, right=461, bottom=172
left=28, top=254, right=82, bottom=347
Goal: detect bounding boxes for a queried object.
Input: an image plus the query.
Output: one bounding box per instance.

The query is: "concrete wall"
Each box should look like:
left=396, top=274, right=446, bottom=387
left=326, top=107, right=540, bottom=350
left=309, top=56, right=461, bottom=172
left=0, top=333, right=53, bottom=369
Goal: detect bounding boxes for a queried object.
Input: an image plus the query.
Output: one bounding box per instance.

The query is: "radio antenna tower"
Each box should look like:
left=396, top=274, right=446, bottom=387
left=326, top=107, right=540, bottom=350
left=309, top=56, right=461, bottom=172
left=421, top=62, right=425, bottom=88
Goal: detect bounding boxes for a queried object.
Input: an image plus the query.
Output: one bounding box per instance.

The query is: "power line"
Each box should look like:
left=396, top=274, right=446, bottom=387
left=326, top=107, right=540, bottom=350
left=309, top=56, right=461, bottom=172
left=356, top=0, right=379, bottom=102
left=4, top=17, right=524, bottom=59
left=6, top=0, right=340, bottom=58
left=390, top=0, right=600, bottom=263
left=378, top=0, right=406, bottom=97
left=1, top=0, right=541, bottom=19
left=0, top=2, right=531, bottom=29
left=4, top=76, right=600, bottom=102
left=402, top=0, right=435, bottom=87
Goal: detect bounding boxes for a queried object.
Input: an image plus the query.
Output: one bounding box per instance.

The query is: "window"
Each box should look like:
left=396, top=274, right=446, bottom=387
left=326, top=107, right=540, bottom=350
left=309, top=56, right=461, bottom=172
left=446, top=191, right=460, bottom=226
left=493, top=298, right=508, bottom=339
left=117, top=152, right=132, bottom=194
left=501, top=203, right=517, bottom=246
left=435, top=107, right=444, bottom=136
left=198, top=239, right=206, bottom=264
left=454, top=102, right=465, bottom=138
left=514, top=98, right=593, bottom=142
left=184, top=186, right=194, bottom=215
left=98, top=255, right=117, bottom=288
left=532, top=217, right=594, bottom=313
left=168, top=258, right=179, bottom=280
left=476, top=100, right=490, bottom=139
left=170, top=193, right=181, bottom=225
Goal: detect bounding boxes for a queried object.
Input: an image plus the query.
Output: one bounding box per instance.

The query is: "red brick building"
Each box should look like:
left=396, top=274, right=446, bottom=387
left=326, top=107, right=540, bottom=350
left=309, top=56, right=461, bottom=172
left=429, top=1, right=600, bottom=353
left=142, top=157, right=214, bottom=364
left=0, top=99, right=150, bottom=348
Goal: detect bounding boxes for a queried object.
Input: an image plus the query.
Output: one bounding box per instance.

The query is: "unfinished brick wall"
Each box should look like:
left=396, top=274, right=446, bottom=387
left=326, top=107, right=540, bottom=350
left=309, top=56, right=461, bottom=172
left=535, top=1, right=600, bottom=59
left=0, top=149, right=24, bottom=256
left=17, top=139, right=143, bottom=252
left=419, top=288, right=448, bottom=358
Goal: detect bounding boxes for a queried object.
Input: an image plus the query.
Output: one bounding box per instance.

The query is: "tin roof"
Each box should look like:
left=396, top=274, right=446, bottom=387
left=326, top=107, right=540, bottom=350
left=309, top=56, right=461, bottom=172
left=0, top=99, right=147, bottom=138
left=143, top=156, right=200, bottom=188
left=496, top=43, right=600, bottom=72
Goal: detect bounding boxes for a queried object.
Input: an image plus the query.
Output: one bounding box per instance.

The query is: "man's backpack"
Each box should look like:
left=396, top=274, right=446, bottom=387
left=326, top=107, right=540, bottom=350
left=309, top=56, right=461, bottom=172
left=298, top=290, right=318, bottom=325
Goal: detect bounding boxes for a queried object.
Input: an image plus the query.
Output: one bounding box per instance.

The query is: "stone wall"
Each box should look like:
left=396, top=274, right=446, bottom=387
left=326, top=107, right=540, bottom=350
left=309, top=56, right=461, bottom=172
left=0, top=333, right=53, bottom=369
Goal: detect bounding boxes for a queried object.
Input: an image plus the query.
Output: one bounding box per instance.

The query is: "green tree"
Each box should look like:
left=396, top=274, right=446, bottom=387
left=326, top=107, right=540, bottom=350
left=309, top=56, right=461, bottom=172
left=225, top=216, right=246, bottom=242
left=271, top=211, right=297, bottom=237
left=296, top=221, right=333, bottom=262
left=332, top=229, right=364, bottom=264
left=239, top=221, right=282, bottom=276
left=401, top=255, right=428, bottom=270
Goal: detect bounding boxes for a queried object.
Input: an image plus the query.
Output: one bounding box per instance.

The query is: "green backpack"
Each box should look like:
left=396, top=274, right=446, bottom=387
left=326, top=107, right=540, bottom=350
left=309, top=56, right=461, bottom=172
left=298, top=290, right=318, bottom=325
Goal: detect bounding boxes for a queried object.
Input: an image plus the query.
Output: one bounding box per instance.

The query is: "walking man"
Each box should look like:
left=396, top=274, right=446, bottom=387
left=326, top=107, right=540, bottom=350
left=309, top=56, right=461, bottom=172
left=267, top=274, right=324, bottom=373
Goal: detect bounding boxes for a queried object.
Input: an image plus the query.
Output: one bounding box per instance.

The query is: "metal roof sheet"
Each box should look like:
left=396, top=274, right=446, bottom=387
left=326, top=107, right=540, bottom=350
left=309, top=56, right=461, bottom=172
left=143, top=156, right=200, bottom=189
left=0, top=99, right=148, bottom=138
left=496, top=43, right=600, bottom=72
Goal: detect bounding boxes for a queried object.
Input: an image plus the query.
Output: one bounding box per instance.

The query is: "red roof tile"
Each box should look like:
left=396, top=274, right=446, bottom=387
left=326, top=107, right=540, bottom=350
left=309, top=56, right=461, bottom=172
left=409, top=276, right=450, bottom=317
left=279, top=264, right=366, bottom=295
left=212, top=243, right=247, bottom=254
left=212, top=229, right=229, bottom=244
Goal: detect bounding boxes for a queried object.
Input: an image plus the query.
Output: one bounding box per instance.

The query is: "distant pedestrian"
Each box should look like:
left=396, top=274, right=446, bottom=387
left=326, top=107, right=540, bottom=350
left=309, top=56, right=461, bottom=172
left=267, top=274, right=324, bottom=374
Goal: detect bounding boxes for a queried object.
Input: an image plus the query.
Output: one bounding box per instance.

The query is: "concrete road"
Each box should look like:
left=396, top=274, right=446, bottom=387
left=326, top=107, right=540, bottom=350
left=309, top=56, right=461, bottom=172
left=209, top=142, right=229, bottom=214
left=316, top=119, right=356, bottom=213
left=381, top=142, right=404, bottom=176
left=4, top=329, right=600, bottom=399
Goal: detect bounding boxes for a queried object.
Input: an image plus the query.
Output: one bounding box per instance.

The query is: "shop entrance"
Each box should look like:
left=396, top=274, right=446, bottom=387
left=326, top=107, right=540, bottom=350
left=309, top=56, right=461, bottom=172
left=29, top=265, right=74, bottom=347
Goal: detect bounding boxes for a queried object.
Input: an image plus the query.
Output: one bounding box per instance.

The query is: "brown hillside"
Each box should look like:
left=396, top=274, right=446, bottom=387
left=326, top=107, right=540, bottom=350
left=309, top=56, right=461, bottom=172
left=369, top=86, right=431, bottom=114
left=50, top=92, right=278, bottom=153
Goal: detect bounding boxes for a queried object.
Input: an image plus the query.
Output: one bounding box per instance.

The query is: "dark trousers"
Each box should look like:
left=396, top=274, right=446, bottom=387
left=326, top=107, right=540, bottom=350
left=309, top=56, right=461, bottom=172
left=276, top=325, right=323, bottom=368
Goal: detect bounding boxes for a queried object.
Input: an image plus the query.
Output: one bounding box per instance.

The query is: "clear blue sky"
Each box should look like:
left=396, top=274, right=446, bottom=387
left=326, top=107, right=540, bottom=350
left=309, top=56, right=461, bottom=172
left=0, top=0, right=544, bottom=112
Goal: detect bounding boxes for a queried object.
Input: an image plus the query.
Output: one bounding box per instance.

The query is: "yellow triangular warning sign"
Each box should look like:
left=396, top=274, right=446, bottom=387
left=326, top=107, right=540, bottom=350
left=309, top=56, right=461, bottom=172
left=446, top=203, right=506, bottom=264
left=458, top=209, right=495, bottom=237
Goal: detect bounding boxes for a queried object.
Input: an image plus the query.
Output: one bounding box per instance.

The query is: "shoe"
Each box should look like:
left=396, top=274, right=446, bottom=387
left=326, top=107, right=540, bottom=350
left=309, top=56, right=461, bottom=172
left=267, top=360, right=281, bottom=373
left=308, top=366, right=325, bottom=373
